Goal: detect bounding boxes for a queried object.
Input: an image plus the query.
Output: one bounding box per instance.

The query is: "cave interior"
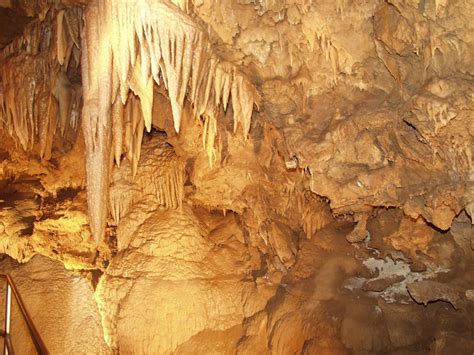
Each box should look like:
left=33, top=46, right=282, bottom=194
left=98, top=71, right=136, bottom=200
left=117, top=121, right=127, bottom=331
left=0, top=0, right=473, bottom=353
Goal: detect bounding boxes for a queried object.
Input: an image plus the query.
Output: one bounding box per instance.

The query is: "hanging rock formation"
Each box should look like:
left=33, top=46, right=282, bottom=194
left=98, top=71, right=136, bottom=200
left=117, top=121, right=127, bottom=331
left=0, top=0, right=473, bottom=353
left=81, top=0, right=258, bottom=242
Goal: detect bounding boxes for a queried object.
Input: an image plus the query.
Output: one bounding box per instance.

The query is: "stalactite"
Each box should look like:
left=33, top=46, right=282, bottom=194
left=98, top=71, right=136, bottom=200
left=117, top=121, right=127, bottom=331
left=84, top=2, right=116, bottom=242
left=202, top=115, right=217, bottom=167
left=129, top=55, right=154, bottom=133
left=302, top=207, right=332, bottom=239
left=109, top=138, right=185, bottom=224
left=82, top=0, right=259, bottom=241
left=56, top=10, right=68, bottom=66
left=300, top=193, right=333, bottom=239
left=111, top=93, right=124, bottom=166
left=103, top=0, right=259, bottom=136
left=54, top=71, right=73, bottom=136
left=0, top=6, right=82, bottom=158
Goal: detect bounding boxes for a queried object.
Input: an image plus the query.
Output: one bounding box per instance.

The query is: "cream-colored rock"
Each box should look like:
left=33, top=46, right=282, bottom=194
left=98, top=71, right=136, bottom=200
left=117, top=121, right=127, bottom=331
left=96, top=205, right=275, bottom=353
left=109, top=136, right=185, bottom=224
left=0, top=255, right=109, bottom=354
left=0, top=0, right=473, bottom=353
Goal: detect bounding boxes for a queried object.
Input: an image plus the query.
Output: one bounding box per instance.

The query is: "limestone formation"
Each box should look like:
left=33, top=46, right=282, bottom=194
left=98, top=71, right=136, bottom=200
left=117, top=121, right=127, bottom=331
left=0, top=0, right=472, bottom=353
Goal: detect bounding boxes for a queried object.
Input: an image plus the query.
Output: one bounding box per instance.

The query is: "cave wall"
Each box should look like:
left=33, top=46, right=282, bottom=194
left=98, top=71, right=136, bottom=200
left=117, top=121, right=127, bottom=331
left=0, top=254, right=108, bottom=353
left=0, top=0, right=473, bottom=353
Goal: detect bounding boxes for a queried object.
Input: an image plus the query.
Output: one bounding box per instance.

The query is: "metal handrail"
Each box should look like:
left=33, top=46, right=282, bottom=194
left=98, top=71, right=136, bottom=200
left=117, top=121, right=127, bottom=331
left=0, top=330, right=13, bottom=355
left=0, top=274, right=49, bottom=355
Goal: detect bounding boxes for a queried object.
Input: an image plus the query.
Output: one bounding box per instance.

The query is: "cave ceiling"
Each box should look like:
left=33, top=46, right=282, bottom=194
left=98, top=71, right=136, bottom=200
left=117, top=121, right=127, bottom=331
left=0, top=0, right=472, bottom=264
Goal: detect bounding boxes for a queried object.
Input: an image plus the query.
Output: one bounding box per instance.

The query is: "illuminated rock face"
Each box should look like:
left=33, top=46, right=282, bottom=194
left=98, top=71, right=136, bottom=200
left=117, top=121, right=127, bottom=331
left=0, top=255, right=108, bottom=354
left=0, top=0, right=473, bottom=353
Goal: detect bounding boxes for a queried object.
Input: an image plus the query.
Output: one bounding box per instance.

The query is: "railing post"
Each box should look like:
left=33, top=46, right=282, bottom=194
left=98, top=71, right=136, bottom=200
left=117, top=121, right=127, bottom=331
left=4, top=283, right=11, bottom=355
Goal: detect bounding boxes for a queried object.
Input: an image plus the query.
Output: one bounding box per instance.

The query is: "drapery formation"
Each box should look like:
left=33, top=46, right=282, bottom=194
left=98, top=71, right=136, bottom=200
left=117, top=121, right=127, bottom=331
left=82, top=0, right=258, bottom=242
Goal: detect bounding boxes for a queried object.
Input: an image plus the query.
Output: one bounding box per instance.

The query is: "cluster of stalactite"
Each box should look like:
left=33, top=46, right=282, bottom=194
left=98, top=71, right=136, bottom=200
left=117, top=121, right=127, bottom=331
left=0, top=5, right=82, bottom=160
left=82, top=0, right=258, bottom=242
left=109, top=137, right=186, bottom=225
